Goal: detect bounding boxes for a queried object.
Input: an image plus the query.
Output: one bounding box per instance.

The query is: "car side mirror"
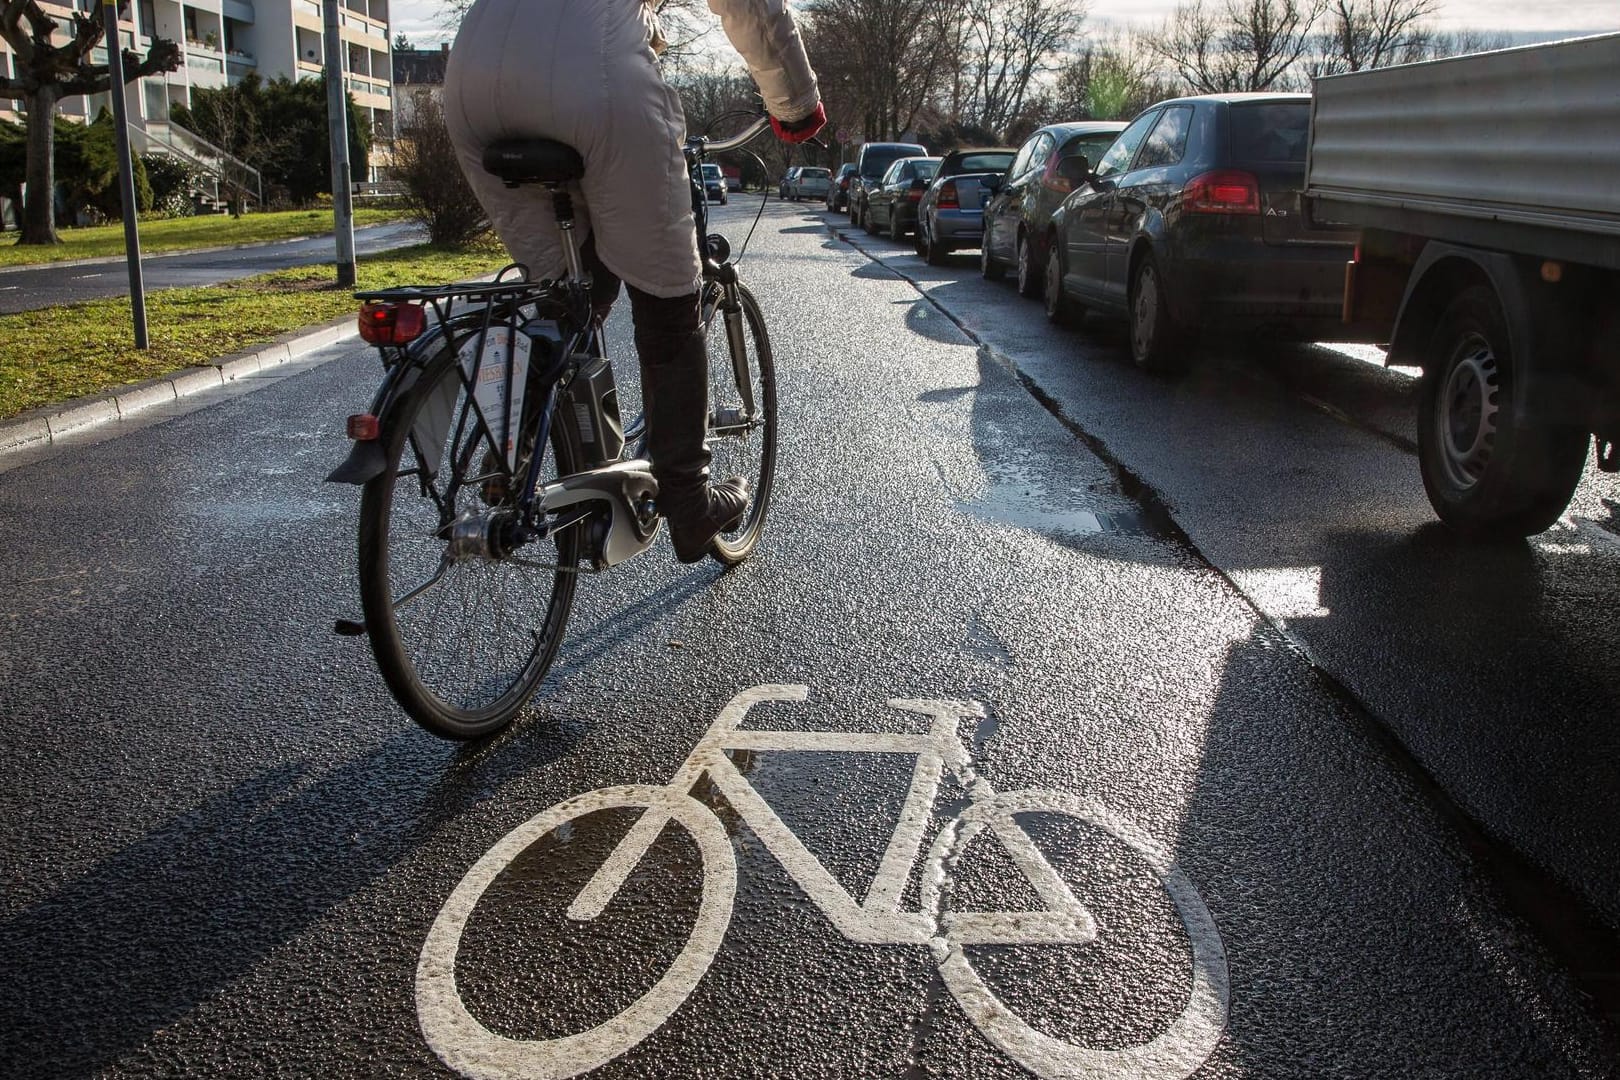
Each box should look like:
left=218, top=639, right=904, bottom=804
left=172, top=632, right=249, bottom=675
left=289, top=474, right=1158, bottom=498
left=1057, top=155, right=1092, bottom=185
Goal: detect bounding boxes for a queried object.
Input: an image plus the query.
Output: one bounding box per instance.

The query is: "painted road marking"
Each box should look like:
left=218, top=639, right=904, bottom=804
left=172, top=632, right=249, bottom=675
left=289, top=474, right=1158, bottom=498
left=418, top=685, right=1229, bottom=1079
left=70, top=273, right=105, bottom=279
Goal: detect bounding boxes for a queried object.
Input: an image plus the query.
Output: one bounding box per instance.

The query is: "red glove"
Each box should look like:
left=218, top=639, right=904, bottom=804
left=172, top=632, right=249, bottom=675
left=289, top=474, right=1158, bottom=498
left=772, top=102, right=826, bottom=144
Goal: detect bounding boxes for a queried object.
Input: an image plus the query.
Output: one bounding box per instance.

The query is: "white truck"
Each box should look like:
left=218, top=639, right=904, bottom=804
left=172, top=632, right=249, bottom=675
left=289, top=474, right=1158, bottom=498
left=1303, top=33, right=1620, bottom=536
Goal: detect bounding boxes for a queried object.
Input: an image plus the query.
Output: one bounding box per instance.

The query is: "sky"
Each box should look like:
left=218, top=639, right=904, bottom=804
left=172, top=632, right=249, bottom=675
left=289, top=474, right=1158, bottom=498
left=388, top=0, right=1620, bottom=52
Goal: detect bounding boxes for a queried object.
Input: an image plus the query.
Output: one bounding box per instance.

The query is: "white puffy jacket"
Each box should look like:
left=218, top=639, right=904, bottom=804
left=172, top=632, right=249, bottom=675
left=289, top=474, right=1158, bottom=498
left=446, top=0, right=818, bottom=297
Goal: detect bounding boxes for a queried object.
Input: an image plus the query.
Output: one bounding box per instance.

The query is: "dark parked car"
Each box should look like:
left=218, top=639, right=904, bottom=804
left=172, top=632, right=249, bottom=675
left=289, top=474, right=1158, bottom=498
left=863, top=156, right=940, bottom=239
left=850, top=141, right=927, bottom=228
left=701, top=163, right=728, bottom=205
left=914, top=147, right=1017, bottom=265
left=1043, top=93, right=1356, bottom=371
left=826, top=163, right=857, bottom=211
left=981, top=121, right=1127, bottom=297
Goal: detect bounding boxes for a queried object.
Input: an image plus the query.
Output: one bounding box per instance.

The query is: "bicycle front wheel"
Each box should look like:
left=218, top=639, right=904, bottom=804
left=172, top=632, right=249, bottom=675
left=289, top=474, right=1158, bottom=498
left=701, top=280, right=777, bottom=566
left=357, top=347, right=582, bottom=740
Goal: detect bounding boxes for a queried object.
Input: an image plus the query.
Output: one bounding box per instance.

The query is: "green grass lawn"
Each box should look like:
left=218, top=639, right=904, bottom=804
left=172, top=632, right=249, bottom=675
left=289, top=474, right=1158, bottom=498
left=0, top=207, right=411, bottom=268
left=0, top=240, right=510, bottom=420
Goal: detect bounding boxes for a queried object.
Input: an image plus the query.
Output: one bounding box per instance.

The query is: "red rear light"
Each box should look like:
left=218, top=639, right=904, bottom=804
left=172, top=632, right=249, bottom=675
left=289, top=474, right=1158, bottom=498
left=347, top=413, right=380, bottom=441
left=1182, top=170, right=1260, bottom=215
left=1041, top=157, right=1070, bottom=195
left=907, top=188, right=923, bottom=201
left=358, top=302, right=427, bottom=345
left=840, top=176, right=850, bottom=190
left=937, top=181, right=960, bottom=209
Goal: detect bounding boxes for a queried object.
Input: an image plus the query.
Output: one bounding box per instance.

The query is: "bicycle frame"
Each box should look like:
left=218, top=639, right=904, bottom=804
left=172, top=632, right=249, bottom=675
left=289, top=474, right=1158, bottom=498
left=568, top=685, right=1097, bottom=948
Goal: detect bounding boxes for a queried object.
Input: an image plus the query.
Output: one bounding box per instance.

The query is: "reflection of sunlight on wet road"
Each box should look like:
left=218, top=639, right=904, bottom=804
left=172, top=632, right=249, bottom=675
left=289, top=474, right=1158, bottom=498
left=1226, top=566, right=1330, bottom=619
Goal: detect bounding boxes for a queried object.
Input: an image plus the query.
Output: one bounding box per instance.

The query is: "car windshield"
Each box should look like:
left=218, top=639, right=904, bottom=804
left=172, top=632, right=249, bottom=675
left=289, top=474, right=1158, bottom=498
left=1228, top=102, right=1311, bottom=163
left=948, top=152, right=1014, bottom=175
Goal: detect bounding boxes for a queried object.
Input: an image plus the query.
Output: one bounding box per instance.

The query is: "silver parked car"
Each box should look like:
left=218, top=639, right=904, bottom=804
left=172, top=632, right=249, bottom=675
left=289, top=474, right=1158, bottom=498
left=788, top=166, right=832, bottom=202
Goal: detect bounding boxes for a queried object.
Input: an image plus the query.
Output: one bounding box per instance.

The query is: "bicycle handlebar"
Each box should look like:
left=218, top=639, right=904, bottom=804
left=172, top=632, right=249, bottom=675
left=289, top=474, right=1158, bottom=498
left=690, top=114, right=773, bottom=155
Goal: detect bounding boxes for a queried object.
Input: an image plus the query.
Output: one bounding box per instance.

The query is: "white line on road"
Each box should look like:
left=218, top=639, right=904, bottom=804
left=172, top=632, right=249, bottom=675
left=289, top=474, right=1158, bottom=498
left=71, top=273, right=105, bottom=279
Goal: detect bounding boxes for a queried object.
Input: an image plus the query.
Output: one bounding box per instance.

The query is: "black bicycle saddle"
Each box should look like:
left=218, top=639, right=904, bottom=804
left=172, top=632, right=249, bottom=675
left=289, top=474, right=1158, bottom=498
left=483, top=139, right=585, bottom=186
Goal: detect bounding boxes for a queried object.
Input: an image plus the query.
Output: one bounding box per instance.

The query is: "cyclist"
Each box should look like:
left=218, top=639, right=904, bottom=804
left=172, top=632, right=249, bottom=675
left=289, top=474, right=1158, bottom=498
left=443, top=0, right=826, bottom=563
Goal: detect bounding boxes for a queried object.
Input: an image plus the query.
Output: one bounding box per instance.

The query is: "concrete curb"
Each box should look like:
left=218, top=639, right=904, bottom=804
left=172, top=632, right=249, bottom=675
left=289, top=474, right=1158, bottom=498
left=0, top=316, right=358, bottom=456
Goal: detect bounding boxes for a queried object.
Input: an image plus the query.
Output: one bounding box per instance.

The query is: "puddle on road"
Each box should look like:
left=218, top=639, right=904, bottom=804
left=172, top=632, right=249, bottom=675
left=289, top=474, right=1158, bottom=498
left=956, top=456, right=1160, bottom=544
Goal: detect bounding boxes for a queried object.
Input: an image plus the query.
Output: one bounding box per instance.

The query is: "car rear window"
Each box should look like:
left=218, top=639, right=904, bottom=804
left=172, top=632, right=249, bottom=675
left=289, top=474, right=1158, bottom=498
left=915, top=161, right=940, bottom=182
left=802, top=168, right=830, bottom=179
left=1228, top=102, right=1310, bottom=163
left=861, top=147, right=924, bottom=177
left=950, top=152, right=1014, bottom=175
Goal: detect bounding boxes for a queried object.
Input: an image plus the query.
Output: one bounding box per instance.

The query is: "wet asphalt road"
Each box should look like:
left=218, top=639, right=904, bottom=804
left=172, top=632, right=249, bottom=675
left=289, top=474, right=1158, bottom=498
left=1, top=198, right=1618, bottom=1078
left=0, top=222, right=427, bottom=314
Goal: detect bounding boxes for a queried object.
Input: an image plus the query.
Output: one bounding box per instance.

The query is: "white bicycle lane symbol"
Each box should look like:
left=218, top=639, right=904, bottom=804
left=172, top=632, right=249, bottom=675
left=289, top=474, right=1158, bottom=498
left=417, top=685, right=1230, bottom=1079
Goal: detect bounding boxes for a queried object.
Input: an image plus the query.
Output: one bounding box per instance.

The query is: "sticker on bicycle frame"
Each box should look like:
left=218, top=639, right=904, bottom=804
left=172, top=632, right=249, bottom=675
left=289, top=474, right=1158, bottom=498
left=416, top=685, right=1230, bottom=1079
left=457, top=328, right=532, bottom=472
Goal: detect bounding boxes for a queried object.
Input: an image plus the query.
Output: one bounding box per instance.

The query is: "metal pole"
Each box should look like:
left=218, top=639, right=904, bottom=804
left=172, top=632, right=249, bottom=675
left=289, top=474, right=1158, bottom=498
left=322, top=0, right=356, bottom=287
left=103, top=0, right=148, bottom=348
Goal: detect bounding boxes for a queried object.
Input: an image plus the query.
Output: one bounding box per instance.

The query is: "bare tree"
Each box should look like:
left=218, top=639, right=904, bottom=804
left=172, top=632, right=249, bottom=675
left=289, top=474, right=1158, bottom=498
left=1307, top=0, right=1435, bottom=75
left=393, top=89, right=489, bottom=246
left=1147, top=0, right=1325, bottom=92
left=956, top=0, right=1085, bottom=136
left=0, top=0, right=181, bottom=243
left=802, top=0, right=954, bottom=143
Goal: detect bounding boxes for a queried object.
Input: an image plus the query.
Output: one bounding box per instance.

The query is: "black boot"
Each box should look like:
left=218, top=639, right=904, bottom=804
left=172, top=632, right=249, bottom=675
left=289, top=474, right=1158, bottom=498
left=632, top=288, right=750, bottom=564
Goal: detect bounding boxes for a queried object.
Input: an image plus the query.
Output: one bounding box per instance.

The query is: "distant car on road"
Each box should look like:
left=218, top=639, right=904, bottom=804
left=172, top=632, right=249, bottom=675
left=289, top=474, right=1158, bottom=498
left=779, top=167, right=801, bottom=199
left=850, top=142, right=927, bottom=228
left=913, top=147, right=1016, bottom=265
left=788, top=166, right=832, bottom=202
left=863, top=156, right=940, bottom=240
left=981, top=121, right=1127, bottom=298
left=701, top=163, right=729, bottom=205
left=1043, top=93, right=1356, bottom=371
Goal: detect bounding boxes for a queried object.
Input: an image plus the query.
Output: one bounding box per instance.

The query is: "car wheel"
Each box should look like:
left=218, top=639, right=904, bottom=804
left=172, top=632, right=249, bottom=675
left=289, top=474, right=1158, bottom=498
left=979, top=224, right=1005, bottom=281
left=862, top=203, right=876, bottom=234
left=888, top=207, right=906, bottom=242
left=1130, top=254, right=1194, bottom=374
left=1016, top=231, right=1042, bottom=300
left=1416, top=284, right=1589, bottom=537
left=914, top=218, right=928, bottom=256
left=925, top=221, right=949, bottom=266
left=1043, top=241, right=1083, bottom=327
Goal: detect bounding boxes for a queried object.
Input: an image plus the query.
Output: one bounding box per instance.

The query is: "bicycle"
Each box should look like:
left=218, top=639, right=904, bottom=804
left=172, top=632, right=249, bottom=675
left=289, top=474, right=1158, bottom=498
left=329, top=116, right=779, bottom=741
left=416, top=684, right=1231, bottom=1079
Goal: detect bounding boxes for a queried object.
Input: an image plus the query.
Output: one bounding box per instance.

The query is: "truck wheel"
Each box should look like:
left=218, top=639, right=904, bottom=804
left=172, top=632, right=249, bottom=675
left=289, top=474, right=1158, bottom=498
left=1130, top=255, right=1193, bottom=374
left=1417, top=285, right=1588, bottom=537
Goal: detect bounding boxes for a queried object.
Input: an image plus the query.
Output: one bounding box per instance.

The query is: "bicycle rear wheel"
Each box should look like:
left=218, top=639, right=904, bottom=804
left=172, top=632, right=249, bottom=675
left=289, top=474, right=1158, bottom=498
left=701, top=280, right=777, bottom=566
left=357, top=346, right=582, bottom=740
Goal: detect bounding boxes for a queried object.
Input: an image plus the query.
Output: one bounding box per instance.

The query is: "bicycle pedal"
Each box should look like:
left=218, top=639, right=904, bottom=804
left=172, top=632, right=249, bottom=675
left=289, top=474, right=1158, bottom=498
left=333, top=619, right=367, bottom=637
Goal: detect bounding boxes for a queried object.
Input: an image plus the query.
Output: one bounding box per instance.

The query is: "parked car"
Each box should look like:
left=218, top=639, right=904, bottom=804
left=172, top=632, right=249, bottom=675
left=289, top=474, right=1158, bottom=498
left=701, top=163, right=729, bottom=205
left=863, top=157, right=940, bottom=239
left=779, top=167, right=801, bottom=199
left=850, top=142, right=927, bottom=227
left=826, top=163, right=857, bottom=211
left=789, top=166, right=832, bottom=202
left=724, top=167, right=742, bottom=192
left=1043, top=93, right=1356, bottom=371
left=981, top=121, right=1127, bottom=297
left=913, top=147, right=1017, bottom=265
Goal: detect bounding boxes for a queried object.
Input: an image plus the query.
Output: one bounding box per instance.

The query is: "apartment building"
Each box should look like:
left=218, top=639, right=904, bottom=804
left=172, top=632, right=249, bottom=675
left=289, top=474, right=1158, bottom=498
left=2, top=0, right=392, bottom=173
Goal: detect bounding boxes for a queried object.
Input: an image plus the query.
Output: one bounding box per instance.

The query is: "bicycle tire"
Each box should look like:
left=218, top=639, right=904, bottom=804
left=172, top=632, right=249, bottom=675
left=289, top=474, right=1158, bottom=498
left=921, top=789, right=1229, bottom=1079
left=417, top=784, right=737, bottom=1079
left=701, top=280, right=778, bottom=566
left=357, top=344, right=582, bottom=740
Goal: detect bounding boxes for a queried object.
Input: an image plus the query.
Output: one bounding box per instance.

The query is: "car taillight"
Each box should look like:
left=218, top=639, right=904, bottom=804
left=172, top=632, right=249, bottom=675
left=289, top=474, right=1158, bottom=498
left=937, top=181, right=960, bottom=209
left=1182, top=170, right=1261, bottom=215
left=907, top=187, right=923, bottom=201
left=358, top=302, right=427, bottom=345
left=1041, top=158, right=1070, bottom=195
left=840, top=175, right=850, bottom=190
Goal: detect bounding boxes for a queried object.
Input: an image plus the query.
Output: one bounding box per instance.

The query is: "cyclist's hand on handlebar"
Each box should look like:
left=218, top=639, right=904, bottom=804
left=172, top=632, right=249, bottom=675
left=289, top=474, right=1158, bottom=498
left=771, top=102, right=826, bottom=144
